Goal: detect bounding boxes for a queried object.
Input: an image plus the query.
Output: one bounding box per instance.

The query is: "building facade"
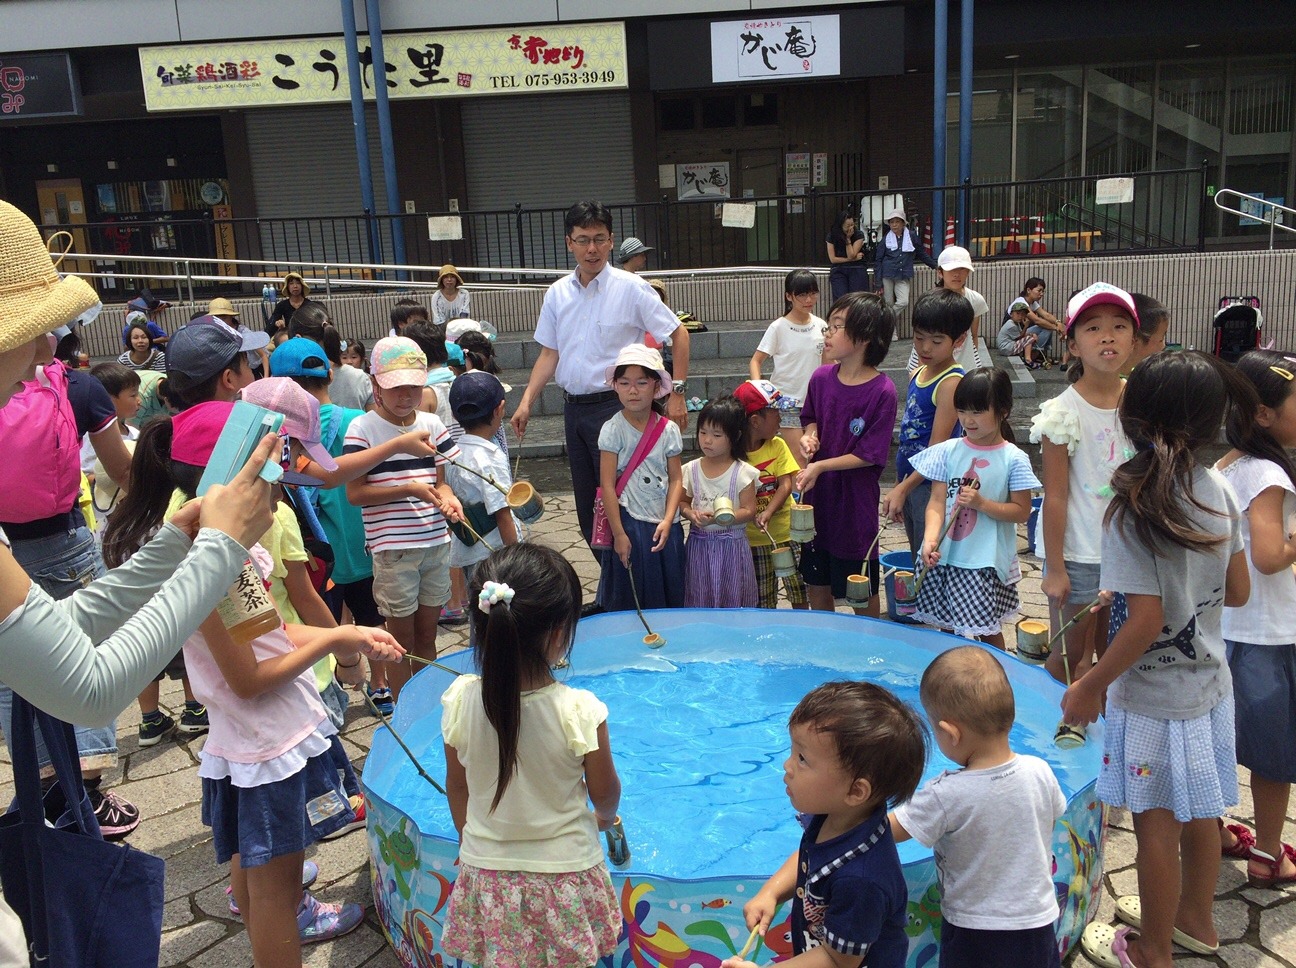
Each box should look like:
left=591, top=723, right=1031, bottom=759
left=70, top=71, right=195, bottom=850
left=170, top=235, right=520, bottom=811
left=2, top=0, right=1294, bottom=275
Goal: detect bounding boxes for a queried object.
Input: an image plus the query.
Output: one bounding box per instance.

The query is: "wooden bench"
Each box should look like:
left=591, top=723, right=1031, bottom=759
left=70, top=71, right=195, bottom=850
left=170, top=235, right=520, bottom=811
left=972, top=230, right=1103, bottom=257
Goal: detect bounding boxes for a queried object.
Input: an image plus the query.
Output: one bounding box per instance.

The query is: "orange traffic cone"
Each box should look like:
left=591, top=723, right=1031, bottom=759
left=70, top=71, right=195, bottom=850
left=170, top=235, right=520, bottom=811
left=944, top=217, right=956, bottom=248
left=1006, top=217, right=1022, bottom=254
left=1031, top=215, right=1046, bottom=254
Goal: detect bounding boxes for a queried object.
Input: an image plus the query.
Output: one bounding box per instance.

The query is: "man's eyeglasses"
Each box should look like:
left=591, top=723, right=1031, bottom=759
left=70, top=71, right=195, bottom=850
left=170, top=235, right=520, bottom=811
left=569, top=235, right=611, bottom=248
left=825, top=322, right=847, bottom=334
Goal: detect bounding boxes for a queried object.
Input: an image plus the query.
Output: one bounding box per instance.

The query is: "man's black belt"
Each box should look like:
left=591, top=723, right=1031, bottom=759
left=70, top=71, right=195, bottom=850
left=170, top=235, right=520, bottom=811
left=563, top=390, right=618, bottom=405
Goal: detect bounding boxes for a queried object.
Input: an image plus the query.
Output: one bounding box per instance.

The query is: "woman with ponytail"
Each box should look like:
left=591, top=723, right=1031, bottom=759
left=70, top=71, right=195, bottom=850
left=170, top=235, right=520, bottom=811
left=440, top=543, right=623, bottom=968
left=1213, top=350, right=1296, bottom=889
left=1066, top=351, right=1254, bottom=968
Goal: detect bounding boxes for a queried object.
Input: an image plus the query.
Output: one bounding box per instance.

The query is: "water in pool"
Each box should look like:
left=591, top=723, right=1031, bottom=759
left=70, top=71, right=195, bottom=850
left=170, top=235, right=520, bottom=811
left=374, top=612, right=1093, bottom=882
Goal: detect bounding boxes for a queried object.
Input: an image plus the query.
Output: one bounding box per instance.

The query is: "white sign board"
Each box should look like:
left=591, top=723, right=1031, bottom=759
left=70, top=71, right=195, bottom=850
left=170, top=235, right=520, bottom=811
left=721, top=202, right=757, bottom=229
left=711, top=15, right=840, bottom=83
left=427, top=216, right=464, bottom=241
left=1095, top=177, right=1134, bottom=205
left=862, top=193, right=905, bottom=228
left=677, top=162, right=731, bottom=200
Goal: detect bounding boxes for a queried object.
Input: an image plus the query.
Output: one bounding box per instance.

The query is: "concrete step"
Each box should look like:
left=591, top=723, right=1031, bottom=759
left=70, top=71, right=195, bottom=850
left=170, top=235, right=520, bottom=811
left=500, top=353, right=1036, bottom=419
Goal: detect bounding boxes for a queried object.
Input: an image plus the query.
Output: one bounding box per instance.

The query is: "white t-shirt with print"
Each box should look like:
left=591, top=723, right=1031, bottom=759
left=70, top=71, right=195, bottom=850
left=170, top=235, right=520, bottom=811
left=756, top=314, right=827, bottom=405
left=681, top=458, right=760, bottom=534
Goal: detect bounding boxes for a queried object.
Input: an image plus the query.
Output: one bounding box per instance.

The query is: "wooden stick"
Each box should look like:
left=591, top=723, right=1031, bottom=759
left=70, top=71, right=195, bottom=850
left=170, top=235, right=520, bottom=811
left=741, top=922, right=756, bottom=964
left=361, top=691, right=447, bottom=795
left=445, top=457, right=509, bottom=496
left=404, top=653, right=465, bottom=677
left=1050, top=595, right=1105, bottom=679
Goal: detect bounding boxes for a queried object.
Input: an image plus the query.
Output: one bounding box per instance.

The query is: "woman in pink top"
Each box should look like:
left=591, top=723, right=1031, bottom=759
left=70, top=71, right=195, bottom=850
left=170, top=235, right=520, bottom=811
left=103, top=402, right=405, bottom=968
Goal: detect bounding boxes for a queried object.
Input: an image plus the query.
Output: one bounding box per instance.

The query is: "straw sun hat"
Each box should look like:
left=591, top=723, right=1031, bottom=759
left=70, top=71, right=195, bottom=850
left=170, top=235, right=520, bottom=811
left=0, top=200, right=100, bottom=354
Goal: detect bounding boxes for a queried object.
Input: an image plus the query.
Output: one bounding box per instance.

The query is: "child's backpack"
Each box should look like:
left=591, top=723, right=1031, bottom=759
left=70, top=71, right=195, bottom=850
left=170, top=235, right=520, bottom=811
left=1212, top=296, right=1262, bottom=363
left=0, top=360, right=82, bottom=523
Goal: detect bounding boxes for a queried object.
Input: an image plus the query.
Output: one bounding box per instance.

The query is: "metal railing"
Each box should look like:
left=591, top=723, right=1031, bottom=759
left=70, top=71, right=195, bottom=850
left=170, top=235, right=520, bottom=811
left=39, top=167, right=1208, bottom=301
left=1213, top=189, right=1296, bottom=249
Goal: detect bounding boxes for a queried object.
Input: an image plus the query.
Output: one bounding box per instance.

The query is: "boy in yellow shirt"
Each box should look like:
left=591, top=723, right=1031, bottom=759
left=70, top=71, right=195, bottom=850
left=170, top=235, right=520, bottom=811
left=736, top=380, right=808, bottom=610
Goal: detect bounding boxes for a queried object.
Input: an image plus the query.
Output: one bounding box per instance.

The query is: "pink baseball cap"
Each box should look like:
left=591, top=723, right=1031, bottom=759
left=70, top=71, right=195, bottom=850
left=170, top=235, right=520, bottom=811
left=240, top=377, right=339, bottom=472
left=1066, top=282, right=1140, bottom=332
left=370, top=336, right=427, bottom=389
left=171, top=401, right=234, bottom=466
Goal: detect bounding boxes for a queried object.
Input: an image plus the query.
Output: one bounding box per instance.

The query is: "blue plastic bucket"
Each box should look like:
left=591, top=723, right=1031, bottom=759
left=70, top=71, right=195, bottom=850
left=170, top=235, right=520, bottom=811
left=1026, top=496, right=1043, bottom=556
left=882, top=550, right=918, bottom=623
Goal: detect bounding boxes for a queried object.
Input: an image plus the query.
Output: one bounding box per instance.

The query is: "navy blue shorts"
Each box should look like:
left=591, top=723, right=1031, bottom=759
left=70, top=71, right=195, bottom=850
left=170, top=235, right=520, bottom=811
left=939, top=921, right=1060, bottom=968
left=201, top=735, right=356, bottom=867
left=798, top=541, right=879, bottom=601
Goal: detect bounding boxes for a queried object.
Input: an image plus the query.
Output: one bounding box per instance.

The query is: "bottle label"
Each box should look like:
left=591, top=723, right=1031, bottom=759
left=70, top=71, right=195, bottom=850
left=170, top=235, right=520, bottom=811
left=216, top=560, right=277, bottom=633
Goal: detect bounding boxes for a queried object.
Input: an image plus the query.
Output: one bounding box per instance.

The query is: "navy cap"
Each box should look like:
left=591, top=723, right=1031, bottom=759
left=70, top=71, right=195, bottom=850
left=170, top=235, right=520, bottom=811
left=449, top=370, right=506, bottom=424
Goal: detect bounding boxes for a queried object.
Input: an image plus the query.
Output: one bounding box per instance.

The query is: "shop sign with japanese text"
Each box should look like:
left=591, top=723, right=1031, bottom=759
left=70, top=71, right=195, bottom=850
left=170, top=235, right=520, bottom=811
left=139, top=22, right=626, bottom=111
left=710, top=15, right=840, bottom=84
left=0, top=53, right=81, bottom=120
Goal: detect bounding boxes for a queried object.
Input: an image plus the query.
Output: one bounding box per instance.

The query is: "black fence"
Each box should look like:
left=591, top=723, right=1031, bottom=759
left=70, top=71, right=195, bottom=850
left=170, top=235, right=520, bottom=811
left=42, top=166, right=1207, bottom=299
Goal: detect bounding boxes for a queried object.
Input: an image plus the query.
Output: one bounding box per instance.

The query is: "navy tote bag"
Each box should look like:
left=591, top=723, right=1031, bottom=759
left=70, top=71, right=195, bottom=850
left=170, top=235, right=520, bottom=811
left=0, top=695, right=164, bottom=966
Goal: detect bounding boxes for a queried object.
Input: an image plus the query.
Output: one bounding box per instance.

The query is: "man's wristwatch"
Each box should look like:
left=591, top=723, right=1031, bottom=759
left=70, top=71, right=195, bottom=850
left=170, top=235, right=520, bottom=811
left=672, top=380, right=687, bottom=395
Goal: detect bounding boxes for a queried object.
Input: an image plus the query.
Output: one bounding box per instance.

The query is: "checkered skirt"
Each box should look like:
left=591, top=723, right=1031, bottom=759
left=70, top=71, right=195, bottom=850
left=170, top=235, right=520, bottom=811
left=910, top=564, right=1019, bottom=637
left=1097, top=695, right=1238, bottom=821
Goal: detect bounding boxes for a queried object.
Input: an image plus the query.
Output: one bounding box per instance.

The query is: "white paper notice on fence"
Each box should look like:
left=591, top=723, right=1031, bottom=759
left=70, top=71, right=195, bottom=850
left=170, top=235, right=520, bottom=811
left=427, top=216, right=463, bottom=241
left=1095, top=177, right=1134, bottom=205
left=721, top=203, right=757, bottom=229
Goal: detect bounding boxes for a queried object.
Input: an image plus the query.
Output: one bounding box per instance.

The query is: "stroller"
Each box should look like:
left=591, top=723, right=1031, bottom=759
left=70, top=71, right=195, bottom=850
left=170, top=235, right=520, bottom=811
left=1212, top=296, right=1263, bottom=363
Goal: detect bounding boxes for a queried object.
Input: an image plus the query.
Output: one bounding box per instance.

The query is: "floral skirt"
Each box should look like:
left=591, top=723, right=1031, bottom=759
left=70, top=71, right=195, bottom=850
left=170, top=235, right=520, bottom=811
left=441, top=862, right=621, bottom=968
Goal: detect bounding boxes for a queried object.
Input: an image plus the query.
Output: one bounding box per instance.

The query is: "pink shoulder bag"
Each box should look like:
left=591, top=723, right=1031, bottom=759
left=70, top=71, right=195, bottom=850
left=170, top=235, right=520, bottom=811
left=591, top=413, right=667, bottom=549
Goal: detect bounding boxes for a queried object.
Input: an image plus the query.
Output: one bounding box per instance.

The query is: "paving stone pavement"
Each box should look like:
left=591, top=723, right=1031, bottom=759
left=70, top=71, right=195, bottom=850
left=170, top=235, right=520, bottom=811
left=1, top=488, right=1291, bottom=966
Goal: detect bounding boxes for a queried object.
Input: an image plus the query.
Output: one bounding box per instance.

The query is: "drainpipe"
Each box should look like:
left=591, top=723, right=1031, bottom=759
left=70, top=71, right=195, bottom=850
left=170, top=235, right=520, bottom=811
left=958, top=0, right=973, bottom=248
left=340, top=0, right=380, bottom=266
left=932, top=0, right=948, bottom=255
left=365, top=0, right=409, bottom=279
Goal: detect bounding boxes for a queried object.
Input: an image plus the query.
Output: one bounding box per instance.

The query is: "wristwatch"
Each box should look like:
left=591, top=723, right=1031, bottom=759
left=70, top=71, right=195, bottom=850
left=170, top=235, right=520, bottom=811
left=672, top=380, right=687, bottom=395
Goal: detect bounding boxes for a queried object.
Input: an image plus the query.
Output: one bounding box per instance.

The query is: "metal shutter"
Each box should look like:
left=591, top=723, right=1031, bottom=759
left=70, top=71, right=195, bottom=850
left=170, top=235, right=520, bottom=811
left=245, top=104, right=393, bottom=265
left=460, top=92, right=635, bottom=268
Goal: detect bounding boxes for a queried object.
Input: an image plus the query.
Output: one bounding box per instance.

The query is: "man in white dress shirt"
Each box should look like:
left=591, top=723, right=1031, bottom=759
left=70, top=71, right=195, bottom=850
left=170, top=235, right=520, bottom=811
left=511, top=201, right=691, bottom=569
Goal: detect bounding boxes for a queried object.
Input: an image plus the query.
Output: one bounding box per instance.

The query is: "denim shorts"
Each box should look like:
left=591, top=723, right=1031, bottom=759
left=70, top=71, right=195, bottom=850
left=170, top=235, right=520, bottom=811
left=1042, top=559, right=1101, bottom=605
left=0, top=526, right=117, bottom=774
left=372, top=542, right=451, bottom=618
left=202, top=735, right=356, bottom=867
left=778, top=406, right=803, bottom=430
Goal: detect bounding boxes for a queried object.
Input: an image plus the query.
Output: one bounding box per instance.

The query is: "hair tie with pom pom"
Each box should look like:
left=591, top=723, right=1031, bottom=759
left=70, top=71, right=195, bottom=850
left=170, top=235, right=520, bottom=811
left=477, top=581, right=515, bottom=614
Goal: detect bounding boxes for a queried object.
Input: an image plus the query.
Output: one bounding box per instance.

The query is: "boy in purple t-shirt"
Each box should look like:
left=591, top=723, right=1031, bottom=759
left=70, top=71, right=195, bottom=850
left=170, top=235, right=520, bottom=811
left=797, top=292, right=898, bottom=617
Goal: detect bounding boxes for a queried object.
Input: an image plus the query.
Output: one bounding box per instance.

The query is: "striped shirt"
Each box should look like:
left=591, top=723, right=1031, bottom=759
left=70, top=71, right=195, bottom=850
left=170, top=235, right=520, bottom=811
left=344, top=410, right=461, bottom=553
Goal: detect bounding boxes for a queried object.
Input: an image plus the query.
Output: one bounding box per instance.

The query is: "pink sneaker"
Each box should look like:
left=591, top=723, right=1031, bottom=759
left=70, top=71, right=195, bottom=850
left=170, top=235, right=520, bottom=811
left=226, top=860, right=319, bottom=917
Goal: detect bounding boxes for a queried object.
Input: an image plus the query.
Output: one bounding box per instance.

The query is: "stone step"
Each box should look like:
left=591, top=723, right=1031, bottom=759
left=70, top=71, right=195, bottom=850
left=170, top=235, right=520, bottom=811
left=499, top=353, right=1036, bottom=419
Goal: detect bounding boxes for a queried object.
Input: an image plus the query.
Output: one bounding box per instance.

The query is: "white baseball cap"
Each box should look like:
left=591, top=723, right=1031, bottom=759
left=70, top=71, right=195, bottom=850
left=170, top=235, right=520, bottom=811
left=937, top=246, right=974, bottom=272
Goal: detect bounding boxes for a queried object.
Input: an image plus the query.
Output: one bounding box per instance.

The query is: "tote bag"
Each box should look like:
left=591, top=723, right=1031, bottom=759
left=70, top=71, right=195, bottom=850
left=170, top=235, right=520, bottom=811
left=0, top=695, right=164, bottom=967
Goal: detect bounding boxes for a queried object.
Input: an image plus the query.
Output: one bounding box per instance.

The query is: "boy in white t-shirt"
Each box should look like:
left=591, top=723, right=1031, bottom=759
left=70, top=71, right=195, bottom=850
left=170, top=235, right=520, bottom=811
left=345, top=337, right=463, bottom=702
left=891, top=646, right=1065, bottom=968
left=445, top=371, right=520, bottom=583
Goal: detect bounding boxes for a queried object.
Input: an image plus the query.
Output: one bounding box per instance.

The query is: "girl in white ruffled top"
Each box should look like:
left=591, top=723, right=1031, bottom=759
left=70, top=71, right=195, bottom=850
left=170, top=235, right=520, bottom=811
left=440, top=544, right=624, bottom=968
left=1029, top=283, right=1137, bottom=687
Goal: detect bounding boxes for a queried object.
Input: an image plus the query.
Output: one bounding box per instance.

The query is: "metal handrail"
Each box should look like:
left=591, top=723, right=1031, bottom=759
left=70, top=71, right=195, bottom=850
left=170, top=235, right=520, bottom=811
left=1214, top=189, right=1296, bottom=249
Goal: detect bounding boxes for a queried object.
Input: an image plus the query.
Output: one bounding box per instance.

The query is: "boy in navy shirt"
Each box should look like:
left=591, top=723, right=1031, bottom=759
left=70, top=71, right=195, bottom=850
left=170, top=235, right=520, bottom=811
left=723, top=681, right=926, bottom=968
